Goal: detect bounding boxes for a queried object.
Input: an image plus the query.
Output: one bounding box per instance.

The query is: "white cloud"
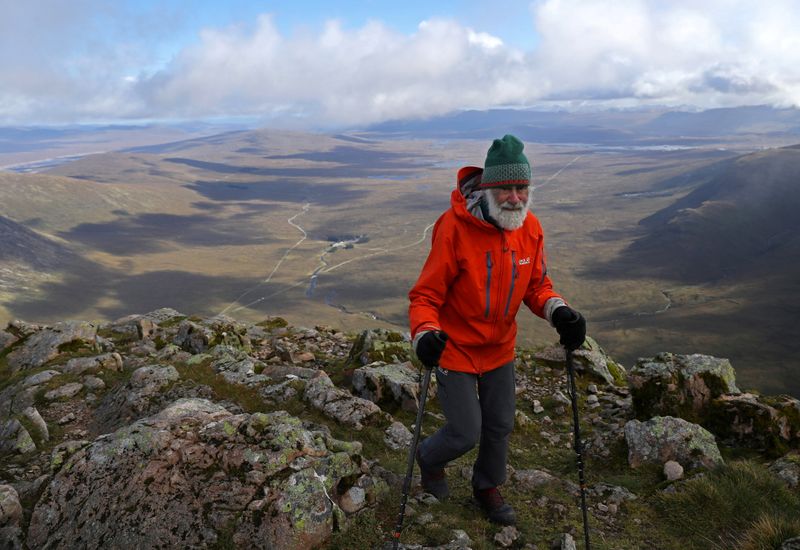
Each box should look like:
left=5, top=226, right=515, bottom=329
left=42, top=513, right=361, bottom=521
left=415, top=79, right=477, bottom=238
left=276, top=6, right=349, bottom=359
left=3, top=1, right=800, bottom=126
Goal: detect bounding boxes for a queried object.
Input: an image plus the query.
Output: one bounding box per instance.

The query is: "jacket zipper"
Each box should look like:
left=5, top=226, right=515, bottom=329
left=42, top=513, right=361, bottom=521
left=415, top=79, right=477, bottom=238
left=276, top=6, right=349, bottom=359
left=484, top=251, right=493, bottom=318
left=504, top=251, right=517, bottom=316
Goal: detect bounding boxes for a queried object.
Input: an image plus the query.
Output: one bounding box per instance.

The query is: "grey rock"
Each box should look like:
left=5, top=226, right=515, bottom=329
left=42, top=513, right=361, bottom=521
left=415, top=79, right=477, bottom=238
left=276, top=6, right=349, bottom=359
left=513, top=469, right=558, bottom=490
left=352, top=361, right=436, bottom=413
left=21, top=406, right=49, bottom=443
left=780, top=537, right=800, bottom=550
left=209, top=346, right=269, bottom=387
left=304, top=371, right=382, bottom=430
left=552, top=533, right=577, bottom=550
left=44, top=382, right=84, bottom=401
left=50, top=440, right=91, bottom=472
left=710, top=393, right=800, bottom=452
left=83, top=376, right=106, bottom=391
left=6, top=321, right=97, bottom=372
left=628, top=352, right=739, bottom=420
left=663, top=460, right=684, bottom=481
left=535, top=336, right=623, bottom=385
left=61, top=352, right=123, bottom=375
left=21, top=369, right=61, bottom=388
left=625, top=416, right=723, bottom=469
left=769, top=453, right=800, bottom=488
left=494, top=526, right=519, bottom=547
left=174, top=320, right=214, bottom=354
left=384, top=421, right=413, bottom=451
left=0, top=485, right=22, bottom=527
left=0, top=420, right=36, bottom=456
left=57, top=413, right=76, bottom=425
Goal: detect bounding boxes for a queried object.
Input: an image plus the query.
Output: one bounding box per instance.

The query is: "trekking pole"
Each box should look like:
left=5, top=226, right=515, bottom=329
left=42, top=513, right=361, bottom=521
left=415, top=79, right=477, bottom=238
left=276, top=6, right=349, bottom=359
left=565, top=348, right=591, bottom=550
left=391, top=333, right=446, bottom=549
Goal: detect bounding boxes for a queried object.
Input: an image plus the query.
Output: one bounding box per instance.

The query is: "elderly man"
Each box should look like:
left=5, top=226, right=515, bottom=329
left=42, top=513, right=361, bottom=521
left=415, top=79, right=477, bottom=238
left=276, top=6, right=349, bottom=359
left=408, top=134, right=586, bottom=525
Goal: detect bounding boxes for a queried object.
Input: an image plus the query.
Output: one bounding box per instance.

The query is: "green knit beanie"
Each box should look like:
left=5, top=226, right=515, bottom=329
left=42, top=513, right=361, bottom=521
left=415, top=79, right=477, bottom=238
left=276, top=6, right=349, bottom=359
left=479, top=134, right=531, bottom=188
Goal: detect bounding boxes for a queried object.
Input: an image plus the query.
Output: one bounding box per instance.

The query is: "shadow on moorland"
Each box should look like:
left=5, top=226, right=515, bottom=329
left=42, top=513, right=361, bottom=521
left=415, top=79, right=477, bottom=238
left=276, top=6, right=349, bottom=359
left=5, top=255, right=287, bottom=323
left=58, top=210, right=280, bottom=255
left=186, top=180, right=370, bottom=206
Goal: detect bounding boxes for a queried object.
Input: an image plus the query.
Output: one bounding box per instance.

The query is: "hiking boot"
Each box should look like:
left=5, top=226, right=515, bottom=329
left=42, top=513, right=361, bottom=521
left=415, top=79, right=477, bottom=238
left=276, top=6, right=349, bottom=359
left=416, top=449, right=449, bottom=501
left=473, top=487, right=516, bottom=525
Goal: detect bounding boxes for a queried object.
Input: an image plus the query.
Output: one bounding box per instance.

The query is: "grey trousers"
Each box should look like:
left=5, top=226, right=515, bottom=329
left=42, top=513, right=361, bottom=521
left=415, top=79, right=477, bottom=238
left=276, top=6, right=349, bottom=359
left=417, top=360, right=516, bottom=490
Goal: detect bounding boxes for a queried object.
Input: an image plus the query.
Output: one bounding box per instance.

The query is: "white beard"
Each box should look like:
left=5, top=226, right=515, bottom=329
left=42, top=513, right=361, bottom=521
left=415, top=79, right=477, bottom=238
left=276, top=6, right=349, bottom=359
left=484, top=189, right=532, bottom=230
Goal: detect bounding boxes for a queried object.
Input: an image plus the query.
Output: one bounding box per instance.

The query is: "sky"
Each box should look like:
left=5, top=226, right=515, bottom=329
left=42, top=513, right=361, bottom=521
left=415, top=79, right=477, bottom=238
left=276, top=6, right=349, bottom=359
left=2, top=0, right=800, bottom=128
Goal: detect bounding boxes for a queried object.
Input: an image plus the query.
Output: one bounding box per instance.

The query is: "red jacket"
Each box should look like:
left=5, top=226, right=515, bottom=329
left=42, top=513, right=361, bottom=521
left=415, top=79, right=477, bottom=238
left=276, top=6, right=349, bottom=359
left=408, top=168, right=563, bottom=374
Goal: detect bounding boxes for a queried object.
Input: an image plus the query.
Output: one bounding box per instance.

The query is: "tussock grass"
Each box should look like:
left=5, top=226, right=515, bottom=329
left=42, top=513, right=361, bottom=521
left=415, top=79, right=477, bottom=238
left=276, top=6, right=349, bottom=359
left=656, top=461, right=800, bottom=549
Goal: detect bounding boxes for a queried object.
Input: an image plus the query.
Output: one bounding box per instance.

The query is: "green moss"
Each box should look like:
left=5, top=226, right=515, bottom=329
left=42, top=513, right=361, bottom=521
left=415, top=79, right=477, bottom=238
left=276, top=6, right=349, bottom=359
left=607, top=360, right=627, bottom=385
left=256, top=317, right=289, bottom=330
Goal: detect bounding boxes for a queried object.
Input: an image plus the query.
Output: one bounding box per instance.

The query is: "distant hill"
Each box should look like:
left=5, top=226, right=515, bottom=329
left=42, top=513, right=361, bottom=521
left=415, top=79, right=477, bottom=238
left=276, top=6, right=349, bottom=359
left=613, top=144, right=800, bottom=283
left=366, top=105, right=800, bottom=145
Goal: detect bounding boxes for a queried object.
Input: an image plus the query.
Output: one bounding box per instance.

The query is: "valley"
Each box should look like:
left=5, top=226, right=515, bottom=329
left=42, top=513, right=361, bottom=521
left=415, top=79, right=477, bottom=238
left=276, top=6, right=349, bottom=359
left=1, top=119, right=799, bottom=396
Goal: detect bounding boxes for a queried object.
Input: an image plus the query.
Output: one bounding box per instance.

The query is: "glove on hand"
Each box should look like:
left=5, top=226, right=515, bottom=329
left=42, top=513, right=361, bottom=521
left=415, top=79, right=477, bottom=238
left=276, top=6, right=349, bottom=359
left=415, top=331, right=448, bottom=369
left=552, top=306, right=586, bottom=351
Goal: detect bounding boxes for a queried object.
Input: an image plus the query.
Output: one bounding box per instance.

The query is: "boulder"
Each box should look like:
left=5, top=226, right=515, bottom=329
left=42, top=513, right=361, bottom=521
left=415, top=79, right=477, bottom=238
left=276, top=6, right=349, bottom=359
left=303, top=372, right=382, bottom=430
left=28, top=398, right=378, bottom=550
left=624, top=416, right=723, bottom=470
left=208, top=346, right=270, bottom=387
left=6, top=321, right=98, bottom=372
left=533, top=336, right=625, bottom=386
left=61, top=352, right=123, bottom=375
left=769, top=452, right=800, bottom=488
left=628, top=352, right=739, bottom=420
left=707, top=393, right=800, bottom=454
left=352, top=361, right=437, bottom=413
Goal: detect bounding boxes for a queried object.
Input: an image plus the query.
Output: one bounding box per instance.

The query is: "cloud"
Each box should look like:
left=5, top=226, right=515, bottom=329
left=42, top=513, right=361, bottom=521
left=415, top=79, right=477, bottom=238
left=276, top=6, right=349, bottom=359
left=3, top=1, right=800, bottom=126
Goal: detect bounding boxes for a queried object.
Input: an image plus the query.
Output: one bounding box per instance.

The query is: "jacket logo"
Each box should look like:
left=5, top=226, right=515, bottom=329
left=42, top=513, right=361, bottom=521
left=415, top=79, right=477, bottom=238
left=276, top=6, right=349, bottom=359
left=518, top=257, right=531, bottom=265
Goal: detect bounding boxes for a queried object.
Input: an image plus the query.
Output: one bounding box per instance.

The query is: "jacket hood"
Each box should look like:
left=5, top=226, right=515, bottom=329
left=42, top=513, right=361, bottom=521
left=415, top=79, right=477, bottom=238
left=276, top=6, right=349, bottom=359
left=451, top=166, right=496, bottom=231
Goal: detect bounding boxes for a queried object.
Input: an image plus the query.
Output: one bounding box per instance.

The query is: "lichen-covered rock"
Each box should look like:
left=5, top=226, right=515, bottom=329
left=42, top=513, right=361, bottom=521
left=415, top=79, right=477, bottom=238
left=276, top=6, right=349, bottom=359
left=624, top=416, right=723, bottom=469
left=304, top=371, right=382, bottom=430
left=0, top=484, right=22, bottom=526
left=348, top=329, right=412, bottom=366
left=0, top=420, right=35, bottom=456
left=769, top=452, right=800, bottom=488
left=385, top=421, right=413, bottom=451
left=628, top=352, right=740, bottom=421
left=28, top=398, right=376, bottom=550
left=533, top=336, right=624, bottom=385
left=512, top=469, right=559, bottom=490
left=21, top=369, right=61, bottom=388
left=6, top=321, right=98, bottom=373
left=208, top=345, right=270, bottom=386
left=352, top=361, right=436, bottom=413
left=202, top=315, right=253, bottom=352
left=61, top=352, right=123, bottom=375
left=707, top=393, right=800, bottom=454
left=173, top=320, right=214, bottom=353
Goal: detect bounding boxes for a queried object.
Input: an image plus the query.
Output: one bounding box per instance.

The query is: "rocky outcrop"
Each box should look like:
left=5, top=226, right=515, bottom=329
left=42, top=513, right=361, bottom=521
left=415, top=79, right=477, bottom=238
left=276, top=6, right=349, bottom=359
left=707, top=393, right=800, bottom=454
left=624, top=416, right=723, bottom=470
left=628, top=353, right=800, bottom=454
left=352, top=361, right=436, bottom=413
left=28, top=398, right=382, bottom=550
left=628, top=352, right=740, bottom=420
left=6, top=321, right=98, bottom=372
